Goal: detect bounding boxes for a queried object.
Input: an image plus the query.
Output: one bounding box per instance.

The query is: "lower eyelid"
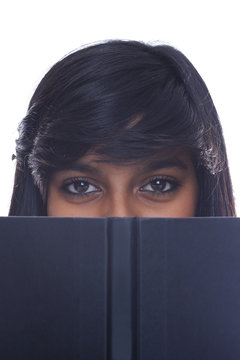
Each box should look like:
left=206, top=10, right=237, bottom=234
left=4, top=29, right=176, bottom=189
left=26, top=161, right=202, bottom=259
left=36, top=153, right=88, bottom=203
left=138, top=184, right=181, bottom=200
left=60, top=187, right=102, bottom=200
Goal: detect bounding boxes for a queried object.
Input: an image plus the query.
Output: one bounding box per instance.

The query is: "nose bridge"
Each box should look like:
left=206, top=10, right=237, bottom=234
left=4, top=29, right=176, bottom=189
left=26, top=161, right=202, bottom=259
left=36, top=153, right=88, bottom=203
left=105, top=192, right=134, bottom=217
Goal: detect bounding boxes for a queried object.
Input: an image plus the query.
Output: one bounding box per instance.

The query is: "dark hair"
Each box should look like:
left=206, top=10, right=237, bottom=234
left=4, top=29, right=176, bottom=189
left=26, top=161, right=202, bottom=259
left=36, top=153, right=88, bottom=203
left=9, top=40, right=236, bottom=216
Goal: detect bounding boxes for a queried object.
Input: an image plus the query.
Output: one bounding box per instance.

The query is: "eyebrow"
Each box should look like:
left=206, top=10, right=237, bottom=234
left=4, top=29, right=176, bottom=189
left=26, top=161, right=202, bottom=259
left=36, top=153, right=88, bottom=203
left=142, top=158, right=188, bottom=172
left=61, top=157, right=188, bottom=174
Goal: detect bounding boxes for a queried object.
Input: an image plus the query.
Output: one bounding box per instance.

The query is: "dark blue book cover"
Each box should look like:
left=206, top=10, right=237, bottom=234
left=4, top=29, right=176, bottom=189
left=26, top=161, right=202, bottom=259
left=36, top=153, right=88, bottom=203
left=0, top=217, right=239, bottom=359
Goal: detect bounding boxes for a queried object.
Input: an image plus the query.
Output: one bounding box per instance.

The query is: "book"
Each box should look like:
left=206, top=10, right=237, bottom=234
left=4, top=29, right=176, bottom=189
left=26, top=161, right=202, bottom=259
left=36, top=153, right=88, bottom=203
left=0, top=217, right=240, bottom=359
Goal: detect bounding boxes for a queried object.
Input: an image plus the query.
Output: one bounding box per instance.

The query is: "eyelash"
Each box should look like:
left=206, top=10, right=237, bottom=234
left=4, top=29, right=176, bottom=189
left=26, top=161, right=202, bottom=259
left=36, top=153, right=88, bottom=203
left=60, top=176, right=181, bottom=198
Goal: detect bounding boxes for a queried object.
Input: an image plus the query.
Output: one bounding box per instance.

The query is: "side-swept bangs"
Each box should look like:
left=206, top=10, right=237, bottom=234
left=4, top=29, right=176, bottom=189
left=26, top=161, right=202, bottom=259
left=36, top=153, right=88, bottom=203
left=10, top=40, right=235, bottom=216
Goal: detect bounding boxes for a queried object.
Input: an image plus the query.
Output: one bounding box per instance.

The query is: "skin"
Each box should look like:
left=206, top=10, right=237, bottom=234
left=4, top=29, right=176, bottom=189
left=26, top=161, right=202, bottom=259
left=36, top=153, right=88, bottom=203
left=47, top=150, right=199, bottom=218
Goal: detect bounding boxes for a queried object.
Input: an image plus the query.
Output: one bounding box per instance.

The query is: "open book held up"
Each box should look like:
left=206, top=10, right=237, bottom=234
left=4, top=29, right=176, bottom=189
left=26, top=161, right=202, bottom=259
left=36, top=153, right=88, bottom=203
left=0, top=217, right=240, bottom=359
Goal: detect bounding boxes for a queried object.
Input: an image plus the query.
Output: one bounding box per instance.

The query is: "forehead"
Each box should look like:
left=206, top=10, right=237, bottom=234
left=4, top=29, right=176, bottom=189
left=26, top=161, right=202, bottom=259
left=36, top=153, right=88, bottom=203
left=65, top=149, right=193, bottom=173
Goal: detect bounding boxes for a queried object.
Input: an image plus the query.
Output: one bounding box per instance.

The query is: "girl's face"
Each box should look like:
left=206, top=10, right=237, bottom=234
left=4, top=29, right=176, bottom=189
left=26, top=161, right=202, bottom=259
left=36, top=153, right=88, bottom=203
left=47, top=150, right=199, bottom=217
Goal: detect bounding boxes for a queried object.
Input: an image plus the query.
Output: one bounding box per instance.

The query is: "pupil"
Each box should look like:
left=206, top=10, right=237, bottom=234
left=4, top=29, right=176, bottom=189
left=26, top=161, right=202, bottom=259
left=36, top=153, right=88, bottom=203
left=74, top=181, right=89, bottom=192
left=151, top=179, right=166, bottom=191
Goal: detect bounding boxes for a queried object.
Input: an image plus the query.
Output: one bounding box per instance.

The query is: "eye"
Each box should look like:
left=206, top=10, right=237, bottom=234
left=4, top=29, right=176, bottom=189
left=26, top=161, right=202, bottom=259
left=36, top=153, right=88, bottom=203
left=139, top=177, right=180, bottom=194
left=61, top=178, right=101, bottom=196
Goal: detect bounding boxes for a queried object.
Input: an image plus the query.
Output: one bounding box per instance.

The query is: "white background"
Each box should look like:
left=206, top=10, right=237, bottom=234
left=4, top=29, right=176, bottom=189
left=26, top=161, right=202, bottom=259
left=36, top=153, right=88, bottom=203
left=0, top=0, right=239, bottom=215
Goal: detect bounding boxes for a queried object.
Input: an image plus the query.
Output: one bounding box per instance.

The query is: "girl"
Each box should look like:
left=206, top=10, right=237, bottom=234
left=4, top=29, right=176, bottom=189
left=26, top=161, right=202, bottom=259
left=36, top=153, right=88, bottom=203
left=9, top=40, right=236, bottom=217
